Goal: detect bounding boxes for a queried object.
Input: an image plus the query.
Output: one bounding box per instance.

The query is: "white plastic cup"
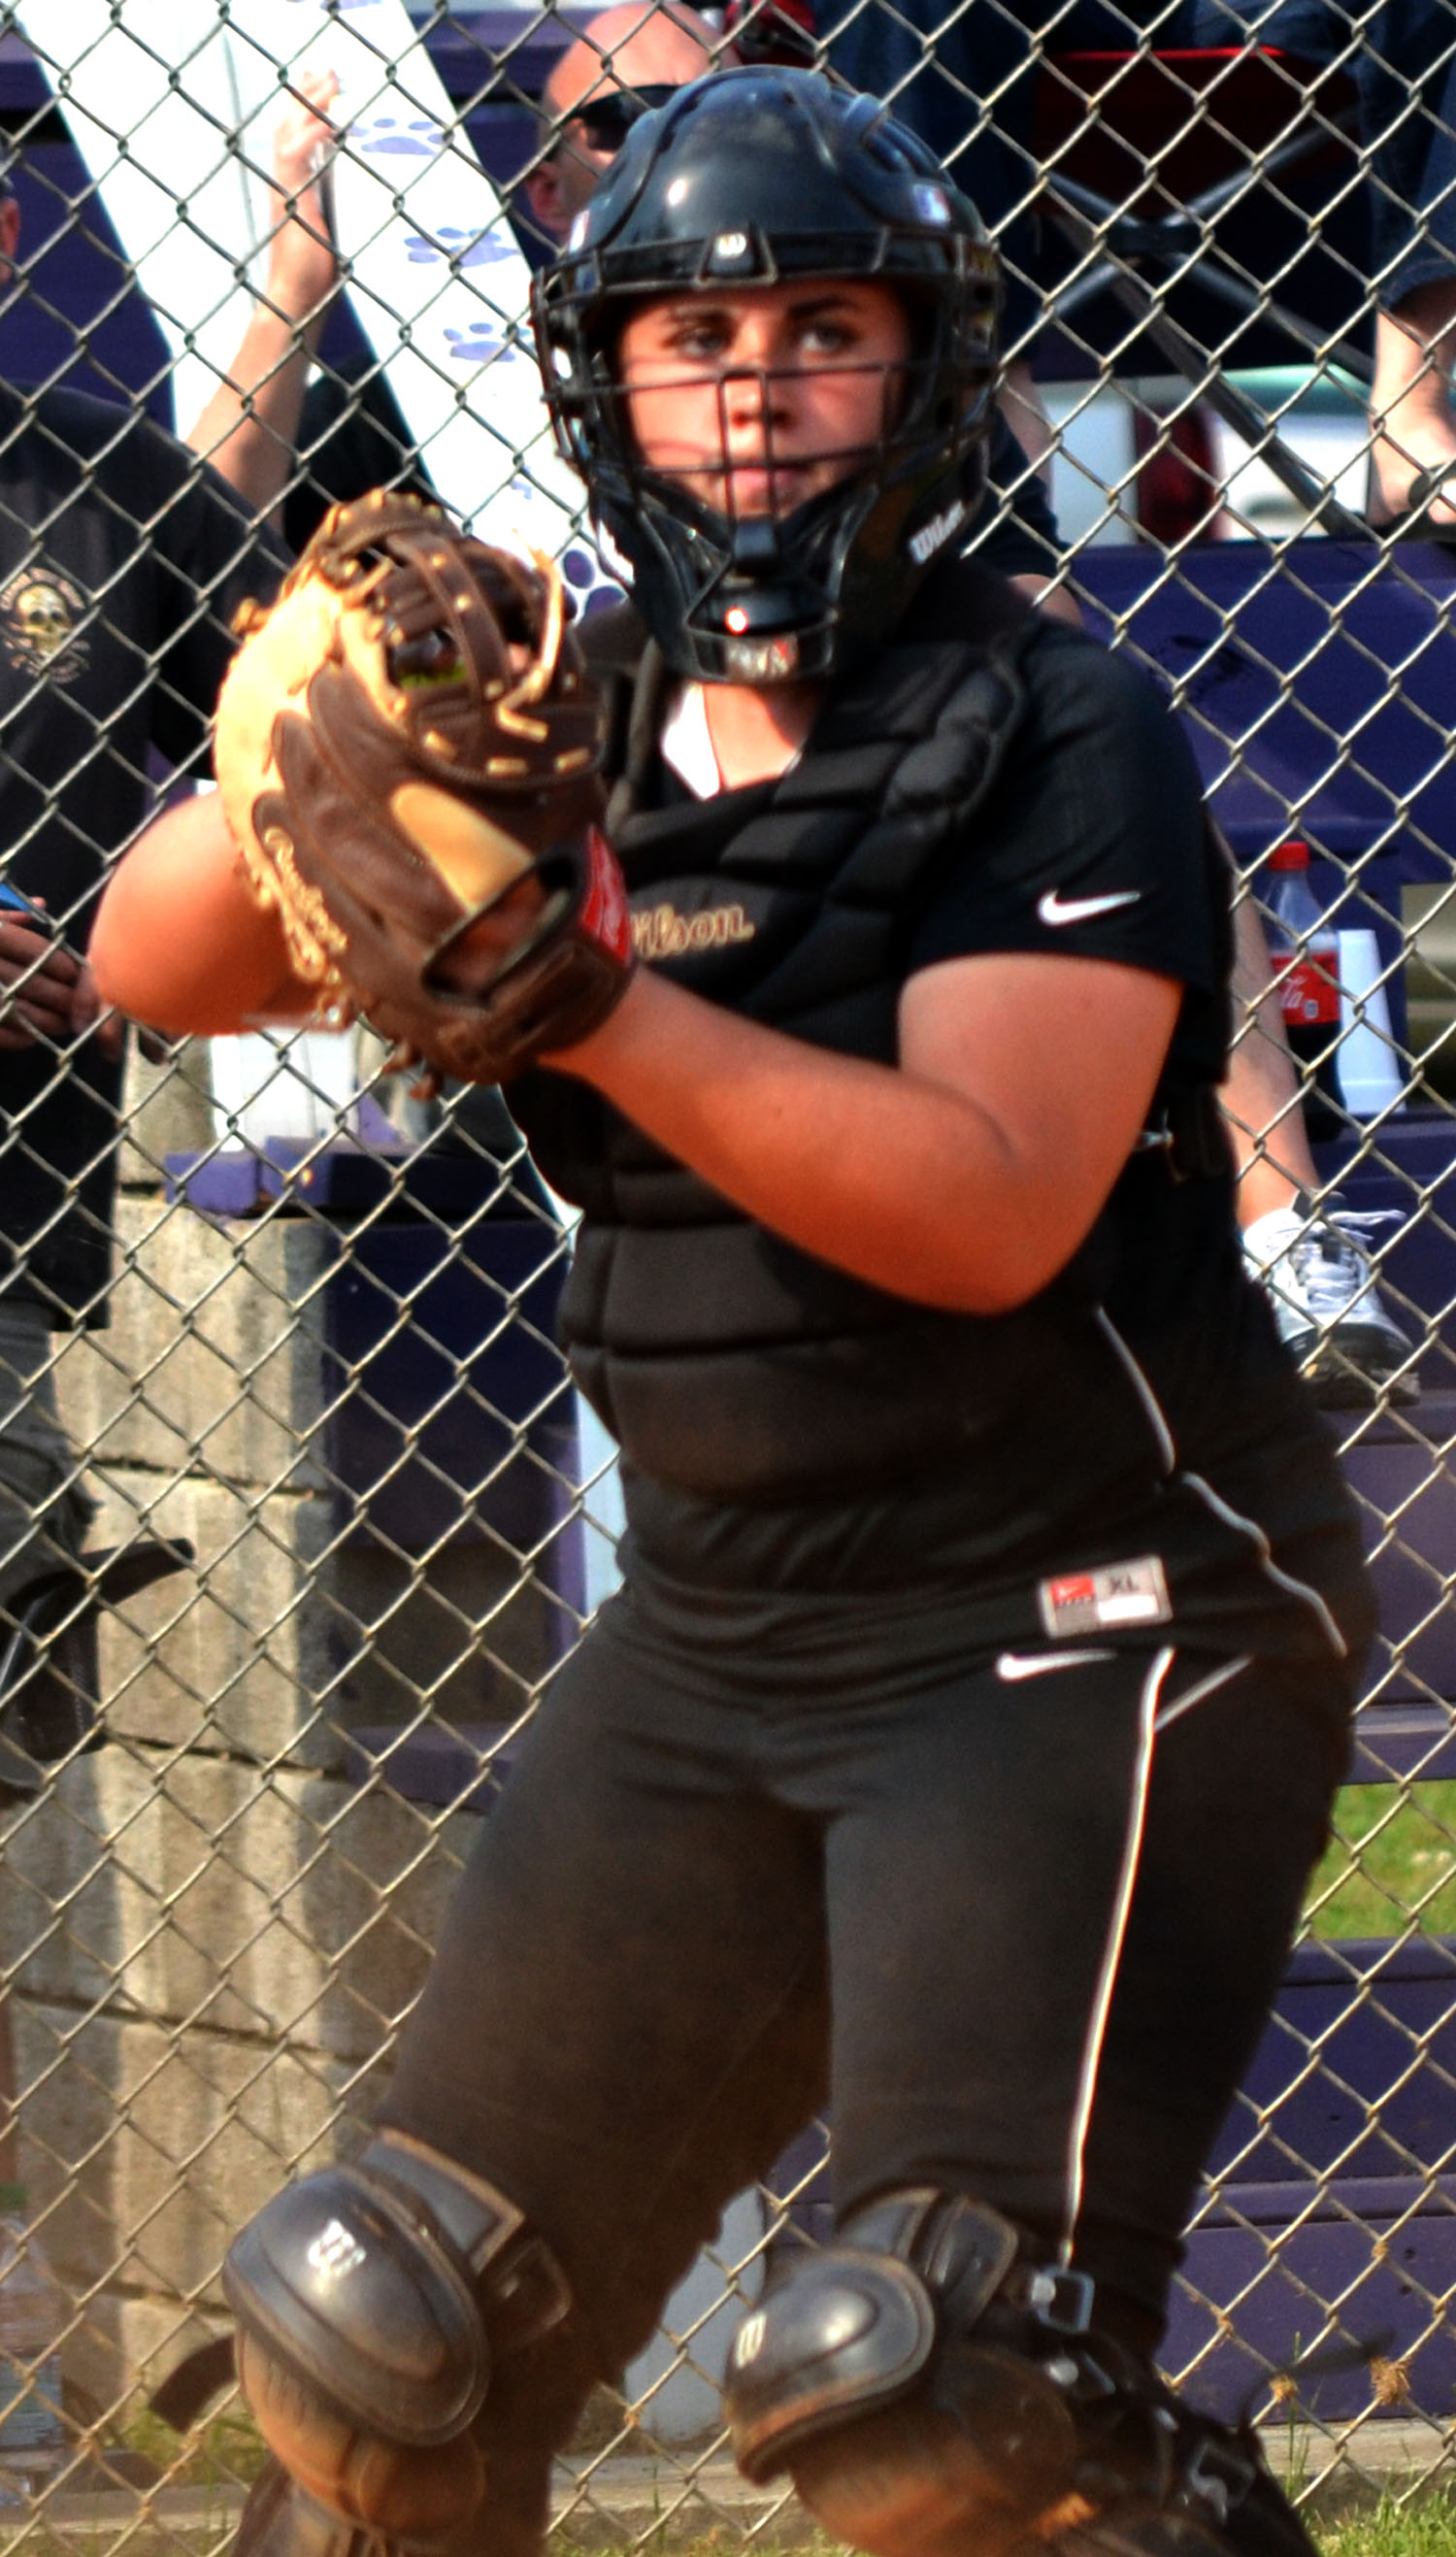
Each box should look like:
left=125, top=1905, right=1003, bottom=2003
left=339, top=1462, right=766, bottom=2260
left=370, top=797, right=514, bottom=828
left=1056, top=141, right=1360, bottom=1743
left=1336, top=929, right=1404, bottom=1117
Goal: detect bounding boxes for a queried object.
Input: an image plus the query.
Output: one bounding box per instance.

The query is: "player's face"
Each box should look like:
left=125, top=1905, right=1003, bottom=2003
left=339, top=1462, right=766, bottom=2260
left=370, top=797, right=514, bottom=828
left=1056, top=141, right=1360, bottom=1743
left=617, top=279, right=910, bottom=519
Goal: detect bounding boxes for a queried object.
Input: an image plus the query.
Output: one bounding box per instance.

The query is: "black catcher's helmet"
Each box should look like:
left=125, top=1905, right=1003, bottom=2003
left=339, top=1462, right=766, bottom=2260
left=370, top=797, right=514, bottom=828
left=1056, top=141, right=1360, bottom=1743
left=532, top=68, right=1000, bottom=682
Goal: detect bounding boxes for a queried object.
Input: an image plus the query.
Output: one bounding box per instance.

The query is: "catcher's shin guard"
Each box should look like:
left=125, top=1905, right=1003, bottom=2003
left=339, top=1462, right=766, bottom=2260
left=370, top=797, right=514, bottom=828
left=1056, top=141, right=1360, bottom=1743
left=223, top=2132, right=572, bottom=2551
left=724, top=2189, right=1319, bottom=2557
left=723, top=2188, right=1086, bottom=2557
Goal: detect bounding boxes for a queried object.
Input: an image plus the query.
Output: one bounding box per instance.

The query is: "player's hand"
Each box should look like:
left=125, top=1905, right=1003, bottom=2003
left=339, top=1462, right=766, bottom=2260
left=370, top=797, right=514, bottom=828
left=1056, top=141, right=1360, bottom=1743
left=0, top=910, right=81, bottom=1050
left=267, top=69, right=342, bottom=307
left=273, top=67, right=340, bottom=203
left=429, top=875, right=549, bottom=992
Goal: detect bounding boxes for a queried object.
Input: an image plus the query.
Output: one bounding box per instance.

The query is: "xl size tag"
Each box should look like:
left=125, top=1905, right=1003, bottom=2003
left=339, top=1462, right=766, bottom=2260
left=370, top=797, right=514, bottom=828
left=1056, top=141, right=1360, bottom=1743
left=1037, top=1556, right=1172, bottom=1640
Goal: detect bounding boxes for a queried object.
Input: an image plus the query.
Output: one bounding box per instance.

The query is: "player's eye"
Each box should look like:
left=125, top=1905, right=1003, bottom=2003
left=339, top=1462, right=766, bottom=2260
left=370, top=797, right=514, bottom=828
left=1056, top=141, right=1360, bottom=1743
left=798, top=317, right=859, bottom=358
left=664, top=317, right=734, bottom=363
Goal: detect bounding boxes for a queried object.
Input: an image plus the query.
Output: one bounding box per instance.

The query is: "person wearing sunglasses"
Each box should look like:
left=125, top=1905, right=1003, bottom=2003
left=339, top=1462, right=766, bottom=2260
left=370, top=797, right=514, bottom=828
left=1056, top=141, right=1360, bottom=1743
left=532, top=76, right=700, bottom=201
left=522, top=2, right=1072, bottom=623
left=523, top=5, right=736, bottom=237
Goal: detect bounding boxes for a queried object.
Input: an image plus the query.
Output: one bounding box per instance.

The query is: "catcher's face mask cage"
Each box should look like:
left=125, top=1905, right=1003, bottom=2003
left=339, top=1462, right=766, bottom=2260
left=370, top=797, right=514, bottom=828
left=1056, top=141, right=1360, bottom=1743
left=532, top=68, right=1001, bottom=683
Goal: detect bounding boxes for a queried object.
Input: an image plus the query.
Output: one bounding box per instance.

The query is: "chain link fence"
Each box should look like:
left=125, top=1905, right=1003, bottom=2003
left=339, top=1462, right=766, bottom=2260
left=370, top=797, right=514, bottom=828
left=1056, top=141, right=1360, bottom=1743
left=1, top=0, right=1456, bottom=2540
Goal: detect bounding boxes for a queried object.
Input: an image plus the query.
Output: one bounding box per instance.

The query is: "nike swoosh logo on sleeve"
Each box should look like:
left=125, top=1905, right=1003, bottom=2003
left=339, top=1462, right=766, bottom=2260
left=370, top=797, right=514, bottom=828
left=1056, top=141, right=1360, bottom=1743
left=1037, top=887, right=1143, bottom=926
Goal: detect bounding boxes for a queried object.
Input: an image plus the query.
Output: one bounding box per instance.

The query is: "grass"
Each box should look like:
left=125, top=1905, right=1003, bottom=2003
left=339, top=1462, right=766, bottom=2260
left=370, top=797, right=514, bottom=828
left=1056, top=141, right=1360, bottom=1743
left=0, top=2464, right=1451, bottom=2556
left=112, top=2408, right=267, bottom=2492
left=1319, top=2494, right=1456, bottom=2557
left=1306, top=1779, right=1456, bottom=1939
left=0, top=2531, right=1446, bottom=2557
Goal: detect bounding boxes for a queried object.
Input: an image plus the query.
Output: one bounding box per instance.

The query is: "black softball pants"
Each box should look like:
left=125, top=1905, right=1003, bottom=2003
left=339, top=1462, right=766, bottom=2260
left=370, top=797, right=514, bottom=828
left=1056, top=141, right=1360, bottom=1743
left=380, top=1583, right=1345, bottom=2550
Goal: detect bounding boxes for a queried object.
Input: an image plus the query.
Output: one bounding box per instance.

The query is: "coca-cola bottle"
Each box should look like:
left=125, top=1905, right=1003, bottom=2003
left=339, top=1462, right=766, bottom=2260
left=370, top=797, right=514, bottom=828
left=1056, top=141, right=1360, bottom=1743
left=1264, top=839, right=1343, bottom=1145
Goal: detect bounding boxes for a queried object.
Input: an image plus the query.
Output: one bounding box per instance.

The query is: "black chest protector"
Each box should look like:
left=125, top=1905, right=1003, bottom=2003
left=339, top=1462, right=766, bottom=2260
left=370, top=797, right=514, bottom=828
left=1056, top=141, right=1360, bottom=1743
left=511, top=561, right=1227, bottom=1508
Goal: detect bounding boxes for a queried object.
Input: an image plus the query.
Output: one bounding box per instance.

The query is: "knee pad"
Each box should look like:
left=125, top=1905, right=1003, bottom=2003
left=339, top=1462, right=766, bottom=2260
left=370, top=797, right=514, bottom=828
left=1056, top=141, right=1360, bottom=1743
left=725, top=2187, right=1319, bottom=2557
left=723, top=2187, right=1092, bottom=2557
left=224, top=2132, right=572, bottom=2548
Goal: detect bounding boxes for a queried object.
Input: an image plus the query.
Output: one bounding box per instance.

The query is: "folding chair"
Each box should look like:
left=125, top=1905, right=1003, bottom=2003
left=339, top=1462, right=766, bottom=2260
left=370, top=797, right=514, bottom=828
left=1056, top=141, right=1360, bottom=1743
left=1033, top=46, right=1369, bottom=534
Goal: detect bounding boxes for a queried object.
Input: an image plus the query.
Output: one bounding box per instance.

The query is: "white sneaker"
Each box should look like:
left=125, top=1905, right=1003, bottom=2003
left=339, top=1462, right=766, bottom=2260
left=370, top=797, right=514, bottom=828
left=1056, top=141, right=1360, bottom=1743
left=1242, top=1198, right=1418, bottom=1408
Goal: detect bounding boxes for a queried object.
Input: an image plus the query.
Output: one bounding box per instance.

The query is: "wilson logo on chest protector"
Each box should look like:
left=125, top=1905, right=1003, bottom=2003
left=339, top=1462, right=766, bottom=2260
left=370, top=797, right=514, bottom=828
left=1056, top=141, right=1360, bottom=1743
left=907, top=496, right=968, bottom=565
left=633, top=902, right=756, bottom=960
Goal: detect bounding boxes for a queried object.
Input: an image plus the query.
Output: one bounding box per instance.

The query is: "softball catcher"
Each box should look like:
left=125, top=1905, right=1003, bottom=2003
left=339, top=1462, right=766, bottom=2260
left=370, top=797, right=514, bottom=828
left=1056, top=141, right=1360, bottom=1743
left=93, top=67, right=1373, bottom=2557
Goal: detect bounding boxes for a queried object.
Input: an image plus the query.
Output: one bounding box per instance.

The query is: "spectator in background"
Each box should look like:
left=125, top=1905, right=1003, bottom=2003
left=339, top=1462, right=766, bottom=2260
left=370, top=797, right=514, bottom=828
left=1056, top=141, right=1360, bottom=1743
left=184, top=70, right=344, bottom=522
left=522, top=0, right=735, bottom=237
left=0, top=113, right=304, bottom=1780
left=181, top=72, right=437, bottom=557
left=822, top=0, right=1456, bottom=537
left=1194, top=1, right=1456, bottom=539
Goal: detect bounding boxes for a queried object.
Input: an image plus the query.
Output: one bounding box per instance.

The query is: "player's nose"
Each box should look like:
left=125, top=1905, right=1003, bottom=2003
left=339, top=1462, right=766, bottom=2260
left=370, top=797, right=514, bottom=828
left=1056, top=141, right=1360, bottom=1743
left=719, top=362, right=792, bottom=441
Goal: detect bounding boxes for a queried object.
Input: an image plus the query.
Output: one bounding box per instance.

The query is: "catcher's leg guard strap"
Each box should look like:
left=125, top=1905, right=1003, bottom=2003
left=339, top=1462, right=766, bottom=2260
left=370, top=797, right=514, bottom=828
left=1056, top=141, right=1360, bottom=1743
left=225, top=2134, right=572, bottom=2544
left=724, top=2188, right=1086, bottom=2557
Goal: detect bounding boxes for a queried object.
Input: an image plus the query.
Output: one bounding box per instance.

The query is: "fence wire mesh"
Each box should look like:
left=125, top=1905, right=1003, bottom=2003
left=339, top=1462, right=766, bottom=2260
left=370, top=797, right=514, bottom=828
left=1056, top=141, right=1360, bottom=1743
left=1, top=0, right=1456, bottom=2540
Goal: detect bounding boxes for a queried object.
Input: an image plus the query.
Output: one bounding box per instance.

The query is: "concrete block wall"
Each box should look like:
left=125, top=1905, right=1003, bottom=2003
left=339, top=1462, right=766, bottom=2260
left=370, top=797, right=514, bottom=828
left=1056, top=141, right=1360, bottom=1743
left=2, top=1043, right=499, bottom=2423
left=2, top=1758, right=477, bottom=2417
left=3, top=1044, right=737, bottom=2449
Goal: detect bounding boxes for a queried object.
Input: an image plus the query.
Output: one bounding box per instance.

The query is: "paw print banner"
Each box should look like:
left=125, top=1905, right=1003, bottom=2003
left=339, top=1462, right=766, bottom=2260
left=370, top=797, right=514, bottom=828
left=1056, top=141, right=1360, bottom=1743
left=228, top=0, right=611, bottom=578
left=16, top=0, right=617, bottom=598
left=9, top=0, right=281, bottom=433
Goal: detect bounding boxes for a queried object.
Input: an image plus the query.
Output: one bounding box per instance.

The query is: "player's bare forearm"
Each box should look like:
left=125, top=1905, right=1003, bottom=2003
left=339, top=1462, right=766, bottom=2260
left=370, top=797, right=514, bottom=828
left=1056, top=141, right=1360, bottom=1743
left=547, top=953, right=1179, bottom=1314
left=549, top=972, right=1020, bottom=1310
left=183, top=68, right=341, bottom=518
left=185, top=308, right=324, bottom=518
left=90, top=792, right=314, bottom=1030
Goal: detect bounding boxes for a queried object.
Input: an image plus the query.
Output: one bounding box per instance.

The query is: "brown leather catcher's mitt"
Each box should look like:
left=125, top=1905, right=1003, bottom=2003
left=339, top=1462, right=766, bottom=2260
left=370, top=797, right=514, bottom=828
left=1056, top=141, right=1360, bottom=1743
left=214, top=488, right=635, bottom=1085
